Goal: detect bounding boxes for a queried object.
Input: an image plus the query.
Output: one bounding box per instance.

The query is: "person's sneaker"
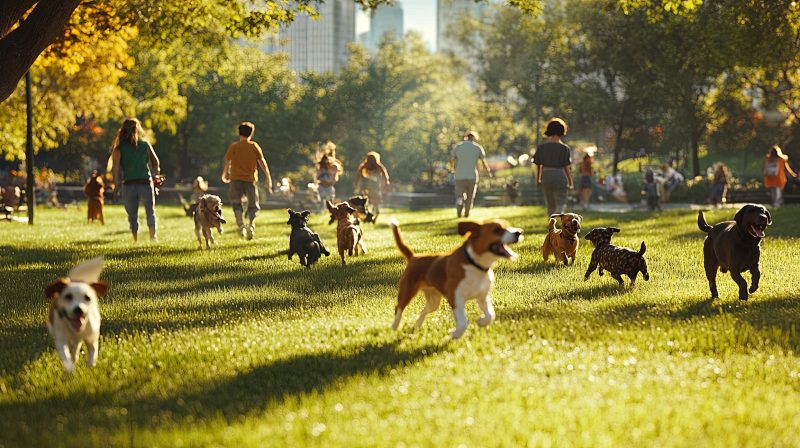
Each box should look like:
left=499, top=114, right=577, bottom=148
left=238, top=225, right=246, bottom=238
left=245, top=224, right=254, bottom=240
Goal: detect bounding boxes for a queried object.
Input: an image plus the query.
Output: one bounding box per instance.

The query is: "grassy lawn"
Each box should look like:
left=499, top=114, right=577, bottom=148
left=2, top=204, right=799, bottom=447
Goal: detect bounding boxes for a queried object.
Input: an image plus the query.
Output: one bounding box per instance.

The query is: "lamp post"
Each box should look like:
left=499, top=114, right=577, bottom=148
left=25, top=70, right=35, bottom=225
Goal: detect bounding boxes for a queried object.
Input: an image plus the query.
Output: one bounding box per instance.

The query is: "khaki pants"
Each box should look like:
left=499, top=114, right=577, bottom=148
left=455, top=179, right=477, bottom=217
left=229, top=180, right=260, bottom=227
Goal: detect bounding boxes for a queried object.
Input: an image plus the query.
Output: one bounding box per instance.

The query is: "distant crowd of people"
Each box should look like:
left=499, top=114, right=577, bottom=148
left=5, top=115, right=799, bottom=233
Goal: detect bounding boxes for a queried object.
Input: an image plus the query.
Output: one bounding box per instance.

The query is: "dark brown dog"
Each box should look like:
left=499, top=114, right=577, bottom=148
left=326, top=200, right=365, bottom=265
left=542, top=213, right=582, bottom=265
left=698, top=204, right=771, bottom=300
left=584, top=227, right=649, bottom=287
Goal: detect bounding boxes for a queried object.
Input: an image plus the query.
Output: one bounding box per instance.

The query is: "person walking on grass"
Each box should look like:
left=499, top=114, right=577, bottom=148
left=221, top=121, right=272, bottom=240
left=316, top=153, right=340, bottom=204
left=534, top=118, right=574, bottom=216
left=356, top=151, right=390, bottom=219
left=110, top=118, right=160, bottom=242
left=708, top=162, right=730, bottom=208
left=451, top=130, right=492, bottom=218
left=764, top=145, right=797, bottom=208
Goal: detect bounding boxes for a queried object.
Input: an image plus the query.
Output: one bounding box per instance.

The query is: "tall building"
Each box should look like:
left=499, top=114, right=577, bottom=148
left=274, top=0, right=356, bottom=73
left=437, top=0, right=486, bottom=55
left=367, top=1, right=404, bottom=53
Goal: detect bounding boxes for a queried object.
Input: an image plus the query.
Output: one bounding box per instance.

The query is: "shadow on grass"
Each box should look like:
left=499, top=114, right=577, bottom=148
left=0, top=325, right=51, bottom=377
left=0, top=340, right=445, bottom=444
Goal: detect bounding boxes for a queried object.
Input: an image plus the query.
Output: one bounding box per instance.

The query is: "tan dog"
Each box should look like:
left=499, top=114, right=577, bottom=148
left=326, top=200, right=366, bottom=265
left=83, top=173, right=105, bottom=224
left=45, top=257, right=108, bottom=373
left=194, top=194, right=227, bottom=249
left=390, top=219, right=522, bottom=339
left=542, top=213, right=582, bottom=265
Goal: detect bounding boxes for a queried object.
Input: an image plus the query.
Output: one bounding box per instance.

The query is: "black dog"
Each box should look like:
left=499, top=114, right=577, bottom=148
left=287, top=209, right=330, bottom=268
left=584, top=227, right=650, bottom=287
left=328, top=196, right=375, bottom=225
left=698, top=204, right=771, bottom=300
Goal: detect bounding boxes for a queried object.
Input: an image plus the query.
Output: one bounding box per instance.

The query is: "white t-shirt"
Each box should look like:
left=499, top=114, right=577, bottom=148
left=453, top=140, right=486, bottom=181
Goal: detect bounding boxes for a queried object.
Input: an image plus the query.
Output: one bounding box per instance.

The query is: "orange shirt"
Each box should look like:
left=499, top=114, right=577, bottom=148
left=764, top=157, right=788, bottom=188
left=225, top=140, right=264, bottom=183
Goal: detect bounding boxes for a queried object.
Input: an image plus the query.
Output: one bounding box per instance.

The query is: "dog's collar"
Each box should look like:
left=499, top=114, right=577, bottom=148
left=462, top=245, right=490, bottom=272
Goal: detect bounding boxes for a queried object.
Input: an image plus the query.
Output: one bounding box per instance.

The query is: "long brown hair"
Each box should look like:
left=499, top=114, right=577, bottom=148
left=359, top=151, right=389, bottom=180
left=112, top=118, right=145, bottom=152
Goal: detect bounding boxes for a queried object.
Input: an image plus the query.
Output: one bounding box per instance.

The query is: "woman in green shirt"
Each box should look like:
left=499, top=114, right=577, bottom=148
left=110, top=118, right=161, bottom=241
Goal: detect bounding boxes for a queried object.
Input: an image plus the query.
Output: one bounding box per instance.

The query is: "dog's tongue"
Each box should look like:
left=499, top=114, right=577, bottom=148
left=750, top=224, right=765, bottom=238
left=491, top=243, right=518, bottom=261
left=69, top=316, right=85, bottom=331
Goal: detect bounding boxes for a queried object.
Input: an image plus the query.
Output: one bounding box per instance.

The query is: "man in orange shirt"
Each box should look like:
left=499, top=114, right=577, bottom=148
left=220, top=122, right=272, bottom=240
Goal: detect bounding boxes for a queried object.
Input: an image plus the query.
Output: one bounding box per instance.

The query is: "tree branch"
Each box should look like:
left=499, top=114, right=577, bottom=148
left=0, top=0, right=82, bottom=103
left=0, top=0, right=37, bottom=38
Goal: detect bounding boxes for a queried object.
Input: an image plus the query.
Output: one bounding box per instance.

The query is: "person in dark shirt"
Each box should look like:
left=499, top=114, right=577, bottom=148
left=533, top=118, right=573, bottom=216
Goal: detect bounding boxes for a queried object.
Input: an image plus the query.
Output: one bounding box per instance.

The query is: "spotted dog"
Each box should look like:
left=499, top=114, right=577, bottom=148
left=583, top=227, right=649, bottom=287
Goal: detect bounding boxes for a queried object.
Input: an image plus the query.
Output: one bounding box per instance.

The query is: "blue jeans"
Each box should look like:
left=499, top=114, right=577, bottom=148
left=123, top=183, right=156, bottom=233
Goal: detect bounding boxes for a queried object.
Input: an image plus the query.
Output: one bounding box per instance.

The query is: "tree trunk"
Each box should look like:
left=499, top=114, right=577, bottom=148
left=690, top=128, right=701, bottom=178
left=0, top=0, right=81, bottom=103
left=612, top=111, right=626, bottom=175
left=26, top=70, right=35, bottom=225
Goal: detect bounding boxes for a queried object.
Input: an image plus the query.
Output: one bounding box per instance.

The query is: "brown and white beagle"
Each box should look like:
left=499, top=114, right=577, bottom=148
left=390, top=219, right=522, bottom=338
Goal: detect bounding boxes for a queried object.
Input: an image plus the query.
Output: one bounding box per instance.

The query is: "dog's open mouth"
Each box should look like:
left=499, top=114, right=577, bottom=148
left=748, top=223, right=766, bottom=238
left=69, top=315, right=86, bottom=331
left=490, top=242, right=518, bottom=260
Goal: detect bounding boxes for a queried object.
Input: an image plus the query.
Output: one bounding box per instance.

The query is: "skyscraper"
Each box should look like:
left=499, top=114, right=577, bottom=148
left=437, top=0, right=486, bottom=55
left=367, top=1, right=404, bottom=53
left=275, top=0, right=356, bottom=73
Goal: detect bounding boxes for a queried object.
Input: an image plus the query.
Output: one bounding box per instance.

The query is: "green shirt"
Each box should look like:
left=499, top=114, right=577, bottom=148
left=119, top=140, right=152, bottom=181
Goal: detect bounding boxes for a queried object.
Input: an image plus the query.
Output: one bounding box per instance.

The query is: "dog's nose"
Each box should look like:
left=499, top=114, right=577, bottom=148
left=73, top=307, right=84, bottom=317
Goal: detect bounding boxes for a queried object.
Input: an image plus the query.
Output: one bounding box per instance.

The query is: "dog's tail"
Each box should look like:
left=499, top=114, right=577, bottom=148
left=389, top=219, right=414, bottom=260
left=547, top=217, right=557, bottom=231
left=638, top=241, right=646, bottom=256
left=697, top=211, right=712, bottom=233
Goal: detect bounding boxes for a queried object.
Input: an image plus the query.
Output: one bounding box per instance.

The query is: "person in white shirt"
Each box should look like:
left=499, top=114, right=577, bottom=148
left=451, top=130, right=492, bottom=218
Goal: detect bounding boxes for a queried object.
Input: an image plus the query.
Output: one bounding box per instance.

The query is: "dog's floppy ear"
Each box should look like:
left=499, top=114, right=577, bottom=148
left=609, top=227, right=621, bottom=233
left=91, top=281, right=108, bottom=297
left=734, top=205, right=749, bottom=226
left=344, top=203, right=356, bottom=213
left=199, top=196, right=207, bottom=208
left=45, top=278, right=70, bottom=300
left=550, top=214, right=564, bottom=219
left=301, top=210, right=311, bottom=217
left=765, top=208, right=772, bottom=225
left=287, top=208, right=294, bottom=215
left=458, top=220, right=481, bottom=237
left=576, top=215, right=584, bottom=222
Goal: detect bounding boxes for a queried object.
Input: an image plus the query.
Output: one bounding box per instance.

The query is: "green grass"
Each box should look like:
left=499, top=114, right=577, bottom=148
left=2, top=204, right=800, bottom=447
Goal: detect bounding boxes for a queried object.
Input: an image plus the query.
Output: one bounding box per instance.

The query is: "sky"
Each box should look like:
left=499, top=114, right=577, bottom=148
left=356, top=0, right=438, bottom=50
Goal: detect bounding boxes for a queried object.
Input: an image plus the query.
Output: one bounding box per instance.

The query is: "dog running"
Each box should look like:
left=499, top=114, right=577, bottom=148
left=287, top=208, right=330, bottom=268
left=194, top=194, right=227, bottom=249
left=698, top=204, right=771, bottom=300
left=45, top=256, right=108, bottom=374
left=542, top=213, right=582, bottom=265
left=327, top=200, right=366, bottom=265
left=390, top=219, right=522, bottom=339
left=584, top=227, right=649, bottom=287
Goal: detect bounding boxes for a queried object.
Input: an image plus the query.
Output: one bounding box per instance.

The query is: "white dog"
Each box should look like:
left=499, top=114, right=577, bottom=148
left=45, top=256, right=107, bottom=373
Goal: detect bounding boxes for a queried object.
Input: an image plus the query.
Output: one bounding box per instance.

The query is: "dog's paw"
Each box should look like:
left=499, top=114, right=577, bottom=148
left=583, top=276, right=590, bottom=282
left=477, top=316, right=494, bottom=327
left=749, top=285, right=759, bottom=294
left=451, top=327, right=467, bottom=339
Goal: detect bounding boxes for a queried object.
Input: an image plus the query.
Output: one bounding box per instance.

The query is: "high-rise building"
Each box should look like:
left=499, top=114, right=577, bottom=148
left=367, top=1, right=404, bottom=53
left=437, top=0, right=486, bottom=55
left=273, top=0, right=356, bottom=73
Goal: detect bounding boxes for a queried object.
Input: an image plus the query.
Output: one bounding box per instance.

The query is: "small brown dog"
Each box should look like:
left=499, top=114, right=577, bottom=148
left=83, top=172, right=105, bottom=224
left=390, top=219, right=523, bottom=339
left=698, top=204, right=771, bottom=300
left=542, top=213, right=582, bottom=265
left=194, top=194, right=227, bottom=249
left=326, top=200, right=366, bottom=265
left=328, top=195, right=375, bottom=224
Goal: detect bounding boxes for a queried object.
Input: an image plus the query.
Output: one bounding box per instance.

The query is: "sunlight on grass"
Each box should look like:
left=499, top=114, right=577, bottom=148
left=1, top=204, right=799, bottom=446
